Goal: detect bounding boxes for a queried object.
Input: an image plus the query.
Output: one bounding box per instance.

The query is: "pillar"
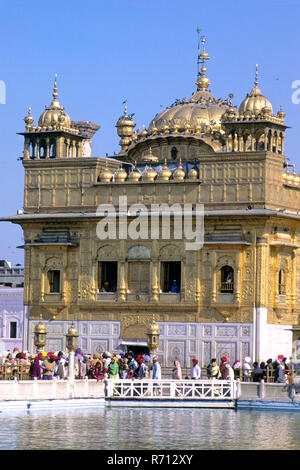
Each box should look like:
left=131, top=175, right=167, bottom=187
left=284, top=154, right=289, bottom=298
left=24, top=137, right=30, bottom=159
left=254, top=237, right=269, bottom=362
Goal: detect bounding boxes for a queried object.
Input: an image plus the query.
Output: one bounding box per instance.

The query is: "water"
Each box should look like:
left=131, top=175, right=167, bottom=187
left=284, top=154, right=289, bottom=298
left=0, top=408, right=299, bottom=450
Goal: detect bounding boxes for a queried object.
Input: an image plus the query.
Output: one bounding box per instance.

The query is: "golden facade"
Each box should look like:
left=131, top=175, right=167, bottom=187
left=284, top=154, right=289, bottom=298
left=3, top=40, right=300, bottom=365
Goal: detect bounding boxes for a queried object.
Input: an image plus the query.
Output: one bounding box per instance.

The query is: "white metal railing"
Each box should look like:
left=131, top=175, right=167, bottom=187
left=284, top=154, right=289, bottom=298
left=105, top=379, right=237, bottom=400
left=0, top=377, right=105, bottom=400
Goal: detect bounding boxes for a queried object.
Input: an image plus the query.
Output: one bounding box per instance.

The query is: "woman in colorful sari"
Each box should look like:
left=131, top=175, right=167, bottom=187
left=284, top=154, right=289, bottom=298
left=108, top=357, right=119, bottom=379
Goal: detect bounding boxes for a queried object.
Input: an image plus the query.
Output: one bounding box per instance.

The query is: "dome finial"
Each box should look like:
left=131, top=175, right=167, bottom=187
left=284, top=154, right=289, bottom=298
left=53, top=74, right=58, bottom=100
left=196, top=33, right=210, bottom=91
left=254, top=64, right=258, bottom=87
left=123, top=99, right=128, bottom=117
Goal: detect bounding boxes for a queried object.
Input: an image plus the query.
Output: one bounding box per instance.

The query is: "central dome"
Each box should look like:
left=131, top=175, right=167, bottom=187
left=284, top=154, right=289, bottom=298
left=147, top=40, right=236, bottom=136
left=148, top=89, right=232, bottom=134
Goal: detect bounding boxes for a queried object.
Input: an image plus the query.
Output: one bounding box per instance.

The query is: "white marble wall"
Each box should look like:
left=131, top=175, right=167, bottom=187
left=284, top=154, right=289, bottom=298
left=0, top=288, right=24, bottom=352
left=156, top=322, right=253, bottom=367
left=29, top=319, right=253, bottom=367
left=29, top=320, right=120, bottom=354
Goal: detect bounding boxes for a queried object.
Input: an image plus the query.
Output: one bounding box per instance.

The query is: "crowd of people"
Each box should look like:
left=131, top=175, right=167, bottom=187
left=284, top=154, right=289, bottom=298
left=0, top=347, right=297, bottom=383
left=207, top=355, right=296, bottom=383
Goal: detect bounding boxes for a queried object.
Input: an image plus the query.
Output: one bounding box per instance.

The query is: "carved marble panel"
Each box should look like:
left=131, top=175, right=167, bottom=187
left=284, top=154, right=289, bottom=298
left=189, top=325, right=197, bottom=337
left=240, top=326, right=250, bottom=337
left=81, top=337, right=88, bottom=350
left=46, top=323, right=64, bottom=334
left=203, top=326, right=212, bottom=337
left=91, top=340, right=109, bottom=353
left=241, top=342, right=250, bottom=358
left=215, top=342, right=237, bottom=363
left=80, top=323, right=88, bottom=335
left=215, top=326, right=238, bottom=337
left=46, top=338, right=64, bottom=352
left=202, top=342, right=212, bottom=366
left=166, top=341, right=185, bottom=367
left=91, top=324, right=110, bottom=336
left=167, top=324, right=187, bottom=336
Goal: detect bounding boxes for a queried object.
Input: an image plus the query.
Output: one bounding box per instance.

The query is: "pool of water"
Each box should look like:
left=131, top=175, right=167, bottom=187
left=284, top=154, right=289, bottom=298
left=1, top=407, right=299, bottom=450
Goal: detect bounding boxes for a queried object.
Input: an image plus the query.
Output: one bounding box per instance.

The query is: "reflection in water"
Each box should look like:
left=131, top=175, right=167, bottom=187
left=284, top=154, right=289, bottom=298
left=0, top=408, right=299, bottom=450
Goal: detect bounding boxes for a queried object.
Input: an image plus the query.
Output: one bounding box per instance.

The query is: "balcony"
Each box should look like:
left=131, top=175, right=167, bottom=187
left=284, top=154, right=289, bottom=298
left=97, top=292, right=117, bottom=302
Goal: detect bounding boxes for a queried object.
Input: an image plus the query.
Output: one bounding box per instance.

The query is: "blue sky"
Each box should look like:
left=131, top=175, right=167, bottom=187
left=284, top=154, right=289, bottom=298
left=1, top=0, right=300, bottom=265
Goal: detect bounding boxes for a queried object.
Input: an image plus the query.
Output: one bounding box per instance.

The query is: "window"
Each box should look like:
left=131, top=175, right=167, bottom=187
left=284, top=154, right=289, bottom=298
left=128, top=262, right=150, bottom=293
left=98, top=261, right=118, bottom=292
left=160, top=261, right=181, bottom=293
left=220, top=265, right=234, bottom=293
left=278, top=270, right=285, bottom=295
left=171, top=146, right=178, bottom=160
left=10, top=322, right=17, bottom=339
left=47, top=270, right=60, bottom=293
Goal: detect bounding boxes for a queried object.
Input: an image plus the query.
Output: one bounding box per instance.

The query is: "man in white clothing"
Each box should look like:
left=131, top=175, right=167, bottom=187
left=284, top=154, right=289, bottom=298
left=191, top=358, right=201, bottom=379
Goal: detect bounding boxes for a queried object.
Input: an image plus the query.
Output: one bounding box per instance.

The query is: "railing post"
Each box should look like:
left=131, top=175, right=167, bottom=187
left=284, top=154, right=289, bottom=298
left=52, top=377, right=57, bottom=398
left=33, top=377, right=38, bottom=398
left=13, top=377, right=18, bottom=398
left=170, top=381, right=175, bottom=398
left=235, top=379, right=241, bottom=399
left=84, top=377, right=89, bottom=397
left=258, top=379, right=265, bottom=399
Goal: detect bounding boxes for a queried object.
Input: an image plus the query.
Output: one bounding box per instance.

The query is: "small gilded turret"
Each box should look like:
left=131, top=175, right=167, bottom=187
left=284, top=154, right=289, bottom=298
left=143, top=164, right=157, bottom=182
left=99, top=160, right=113, bottom=183
left=114, top=165, right=128, bottom=182
left=173, top=159, right=185, bottom=181
left=158, top=159, right=172, bottom=181
left=116, top=102, right=136, bottom=153
left=24, top=106, right=34, bottom=130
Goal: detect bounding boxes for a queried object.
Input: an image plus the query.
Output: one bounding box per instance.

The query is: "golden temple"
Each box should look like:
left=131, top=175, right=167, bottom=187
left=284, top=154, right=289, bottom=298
left=2, top=37, right=300, bottom=366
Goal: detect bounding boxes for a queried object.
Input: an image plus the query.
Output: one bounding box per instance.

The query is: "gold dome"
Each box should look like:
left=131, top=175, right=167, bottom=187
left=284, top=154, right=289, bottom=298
left=143, top=164, right=157, bottom=182
left=188, top=166, right=198, bottom=179
left=24, top=106, right=34, bottom=130
left=34, top=318, right=47, bottom=334
left=38, top=77, right=71, bottom=129
left=148, top=90, right=230, bottom=135
left=158, top=160, right=172, bottom=181
left=128, top=166, right=141, bottom=182
left=114, top=165, right=127, bottom=182
left=67, top=324, right=78, bottom=337
left=173, top=159, right=185, bottom=181
left=277, top=105, right=286, bottom=121
left=116, top=103, right=135, bottom=138
left=99, top=161, right=113, bottom=183
left=239, top=66, right=273, bottom=119
left=141, top=147, right=159, bottom=164
left=147, top=321, right=160, bottom=335
left=147, top=38, right=234, bottom=137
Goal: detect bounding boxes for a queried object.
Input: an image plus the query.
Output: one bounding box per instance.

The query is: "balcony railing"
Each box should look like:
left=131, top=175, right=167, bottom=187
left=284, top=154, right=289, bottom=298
left=105, top=379, right=237, bottom=400
left=220, top=282, right=234, bottom=293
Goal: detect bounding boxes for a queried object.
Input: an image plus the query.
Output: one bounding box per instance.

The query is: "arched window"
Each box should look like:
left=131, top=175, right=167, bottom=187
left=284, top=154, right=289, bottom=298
left=40, top=140, right=46, bottom=158
left=50, top=141, right=56, bottom=158
left=220, top=265, right=234, bottom=293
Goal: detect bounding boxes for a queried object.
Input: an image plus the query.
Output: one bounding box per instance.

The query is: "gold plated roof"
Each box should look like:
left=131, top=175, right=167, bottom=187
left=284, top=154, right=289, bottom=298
left=239, top=65, right=273, bottom=118
left=38, top=77, right=71, bottom=129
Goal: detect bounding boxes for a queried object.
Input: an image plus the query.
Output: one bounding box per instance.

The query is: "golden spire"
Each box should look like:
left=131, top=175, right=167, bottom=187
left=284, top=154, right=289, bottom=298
left=196, top=32, right=210, bottom=91
left=51, top=74, right=60, bottom=108
left=254, top=64, right=258, bottom=88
